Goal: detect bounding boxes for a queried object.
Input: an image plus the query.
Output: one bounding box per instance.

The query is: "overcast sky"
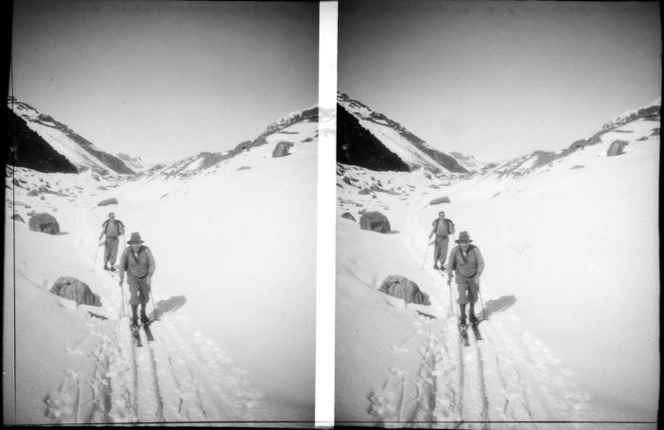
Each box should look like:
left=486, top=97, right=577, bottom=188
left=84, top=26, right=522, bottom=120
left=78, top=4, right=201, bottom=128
left=10, top=0, right=318, bottom=162
left=339, top=0, right=661, bottom=161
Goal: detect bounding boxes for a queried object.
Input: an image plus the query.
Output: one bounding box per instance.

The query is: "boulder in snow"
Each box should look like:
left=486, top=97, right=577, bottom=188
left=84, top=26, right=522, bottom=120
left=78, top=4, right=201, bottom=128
left=50, top=276, right=102, bottom=307
left=97, top=198, right=119, bottom=207
left=607, top=140, right=628, bottom=157
left=28, top=213, right=60, bottom=234
left=429, top=196, right=451, bottom=205
left=341, top=212, right=356, bottom=222
left=272, top=141, right=294, bottom=158
left=359, top=188, right=371, bottom=195
left=379, top=275, right=431, bottom=306
left=27, top=190, right=39, bottom=197
left=359, top=211, right=391, bottom=233
left=11, top=214, right=25, bottom=223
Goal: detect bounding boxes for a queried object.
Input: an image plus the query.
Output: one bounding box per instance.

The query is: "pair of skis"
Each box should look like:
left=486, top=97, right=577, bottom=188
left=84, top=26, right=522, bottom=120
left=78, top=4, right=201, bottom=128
left=458, top=321, right=482, bottom=347
left=131, top=321, right=155, bottom=348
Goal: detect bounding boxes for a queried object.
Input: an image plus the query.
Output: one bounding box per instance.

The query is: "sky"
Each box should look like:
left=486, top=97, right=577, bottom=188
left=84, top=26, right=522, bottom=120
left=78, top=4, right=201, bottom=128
left=9, top=0, right=319, bottom=162
left=339, top=0, right=661, bottom=161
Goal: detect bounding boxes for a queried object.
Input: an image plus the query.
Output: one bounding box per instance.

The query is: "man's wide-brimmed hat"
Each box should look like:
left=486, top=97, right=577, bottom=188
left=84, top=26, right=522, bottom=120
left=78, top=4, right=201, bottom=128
left=127, top=232, right=144, bottom=244
left=456, top=231, right=473, bottom=243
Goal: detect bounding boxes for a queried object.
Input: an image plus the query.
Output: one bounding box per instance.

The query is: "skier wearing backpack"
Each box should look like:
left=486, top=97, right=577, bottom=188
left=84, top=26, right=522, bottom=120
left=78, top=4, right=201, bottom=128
left=118, top=232, right=156, bottom=327
left=446, top=231, right=485, bottom=327
left=428, top=211, right=455, bottom=270
left=99, top=212, right=125, bottom=271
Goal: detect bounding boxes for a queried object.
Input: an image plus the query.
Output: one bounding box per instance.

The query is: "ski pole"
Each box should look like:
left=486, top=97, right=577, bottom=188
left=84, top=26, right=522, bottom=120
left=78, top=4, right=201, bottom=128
left=92, top=240, right=101, bottom=270
left=448, top=278, right=455, bottom=315
left=150, top=289, right=159, bottom=321
left=421, top=241, right=432, bottom=269
left=479, top=288, right=488, bottom=321
left=119, top=282, right=127, bottom=317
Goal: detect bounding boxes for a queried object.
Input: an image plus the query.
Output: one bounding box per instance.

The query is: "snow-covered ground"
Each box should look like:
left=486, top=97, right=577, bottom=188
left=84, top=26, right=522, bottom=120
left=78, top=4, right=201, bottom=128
left=335, top=129, right=659, bottom=426
left=4, top=127, right=317, bottom=424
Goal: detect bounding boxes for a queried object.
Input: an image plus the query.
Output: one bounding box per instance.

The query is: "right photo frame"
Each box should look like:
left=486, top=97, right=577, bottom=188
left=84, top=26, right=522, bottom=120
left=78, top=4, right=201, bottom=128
left=335, top=0, right=660, bottom=427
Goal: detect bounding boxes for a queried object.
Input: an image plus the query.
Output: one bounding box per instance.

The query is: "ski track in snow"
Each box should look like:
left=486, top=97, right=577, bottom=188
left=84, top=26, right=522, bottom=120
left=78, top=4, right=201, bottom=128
left=42, top=207, right=271, bottom=424
left=366, top=203, right=598, bottom=428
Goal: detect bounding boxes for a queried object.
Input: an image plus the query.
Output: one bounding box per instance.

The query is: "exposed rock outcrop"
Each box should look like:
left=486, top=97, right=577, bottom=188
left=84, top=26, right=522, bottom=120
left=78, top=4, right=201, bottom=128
left=607, top=140, right=628, bottom=157
left=50, top=276, right=102, bottom=307
left=97, top=198, right=119, bottom=207
left=337, top=105, right=410, bottom=172
left=341, top=212, right=356, bottom=222
left=29, top=213, right=60, bottom=234
left=273, top=141, right=294, bottom=158
left=7, top=107, right=78, bottom=174
left=429, top=196, right=451, bottom=205
left=379, top=275, right=431, bottom=305
left=359, top=211, right=391, bottom=233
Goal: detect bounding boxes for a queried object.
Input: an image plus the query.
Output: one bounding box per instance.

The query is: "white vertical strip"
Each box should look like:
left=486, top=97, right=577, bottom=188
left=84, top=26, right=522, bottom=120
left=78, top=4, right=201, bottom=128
left=315, top=1, right=337, bottom=427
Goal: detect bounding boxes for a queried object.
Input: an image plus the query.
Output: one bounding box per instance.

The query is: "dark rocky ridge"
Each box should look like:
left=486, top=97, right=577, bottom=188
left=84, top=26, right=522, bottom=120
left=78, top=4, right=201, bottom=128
left=338, top=93, right=468, bottom=174
left=337, top=104, right=410, bottom=172
left=7, top=107, right=78, bottom=174
left=8, top=97, right=135, bottom=175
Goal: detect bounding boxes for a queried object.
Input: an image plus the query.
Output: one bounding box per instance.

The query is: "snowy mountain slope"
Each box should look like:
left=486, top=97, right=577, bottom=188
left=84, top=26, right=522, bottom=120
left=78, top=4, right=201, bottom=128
left=115, top=154, right=155, bottom=174
left=7, top=107, right=79, bottom=174
left=469, top=98, right=661, bottom=182
left=335, top=100, right=659, bottom=425
left=136, top=106, right=318, bottom=182
left=7, top=97, right=135, bottom=176
left=4, top=106, right=318, bottom=424
left=338, top=92, right=468, bottom=175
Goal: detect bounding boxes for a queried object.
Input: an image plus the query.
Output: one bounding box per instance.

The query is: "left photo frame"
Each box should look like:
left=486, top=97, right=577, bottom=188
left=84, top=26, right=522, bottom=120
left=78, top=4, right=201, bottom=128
left=4, top=0, right=319, bottom=425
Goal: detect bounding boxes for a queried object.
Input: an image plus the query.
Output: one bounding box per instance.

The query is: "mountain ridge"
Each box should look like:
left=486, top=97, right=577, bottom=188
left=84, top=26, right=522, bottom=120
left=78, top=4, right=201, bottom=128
left=7, top=97, right=135, bottom=175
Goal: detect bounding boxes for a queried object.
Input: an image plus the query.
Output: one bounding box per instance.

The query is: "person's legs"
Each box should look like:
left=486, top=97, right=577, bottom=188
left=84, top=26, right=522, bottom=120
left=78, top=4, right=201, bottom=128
left=108, top=237, right=119, bottom=269
left=438, top=236, right=450, bottom=269
left=128, top=279, right=140, bottom=326
left=456, top=275, right=469, bottom=325
left=137, top=278, right=151, bottom=323
left=433, top=236, right=443, bottom=268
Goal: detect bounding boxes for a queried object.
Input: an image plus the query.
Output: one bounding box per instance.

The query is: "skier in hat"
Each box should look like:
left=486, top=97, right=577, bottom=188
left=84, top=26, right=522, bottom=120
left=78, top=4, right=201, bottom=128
left=446, top=231, right=484, bottom=327
left=99, top=212, right=125, bottom=271
left=428, top=211, right=455, bottom=270
left=118, top=232, right=156, bottom=327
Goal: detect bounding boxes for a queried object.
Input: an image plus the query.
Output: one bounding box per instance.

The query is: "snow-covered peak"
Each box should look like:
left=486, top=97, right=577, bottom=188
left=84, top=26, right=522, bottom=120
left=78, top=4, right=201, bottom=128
left=264, top=105, right=318, bottom=135
left=601, top=97, right=661, bottom=132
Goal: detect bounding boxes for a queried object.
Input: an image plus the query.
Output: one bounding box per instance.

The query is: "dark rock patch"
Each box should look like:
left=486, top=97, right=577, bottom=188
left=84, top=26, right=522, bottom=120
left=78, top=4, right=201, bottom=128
left=273, top=141, right=294, bottom=158
left=97, top=198, right=119, bottom=207
left=429, top=196, right=451, bottom=205
left=359, top=211, right=391, bottom=233
left=29, top=213, right=60, bottom=234
left=379, top=275, right=431, bottom=305
left=607, top=140, right=628, bottom=157
left=337, top=104, right=410, bottom=172
left=341, top=212, right=356, bottom=222
left=11, top=214, right=25, bottom=223
left=7, top=107, right=79, bottom=174
left=50, top=276, right=102, bottom=307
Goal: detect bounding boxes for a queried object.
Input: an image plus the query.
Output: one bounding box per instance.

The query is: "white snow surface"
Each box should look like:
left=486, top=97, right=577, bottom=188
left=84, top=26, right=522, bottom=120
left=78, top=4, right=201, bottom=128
left=4, top=126, right=317, bottom=424
left=336, top=122, right=659, bottom=426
